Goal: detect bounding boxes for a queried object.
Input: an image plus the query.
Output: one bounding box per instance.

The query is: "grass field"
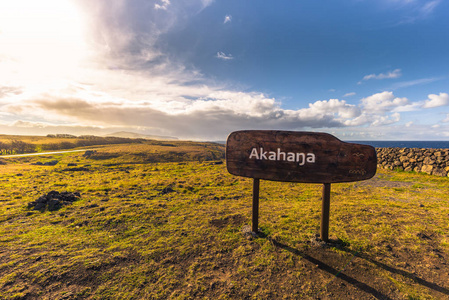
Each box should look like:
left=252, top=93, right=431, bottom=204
left=1, top=142, right=448, bottom=299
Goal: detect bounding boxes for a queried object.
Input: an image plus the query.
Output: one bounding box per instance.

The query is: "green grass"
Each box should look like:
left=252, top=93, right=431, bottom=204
left=1, top=142, right=448, bottom=299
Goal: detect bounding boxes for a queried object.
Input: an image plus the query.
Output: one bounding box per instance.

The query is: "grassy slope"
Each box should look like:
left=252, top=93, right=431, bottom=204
left=0, top=143, right=448, bottom=299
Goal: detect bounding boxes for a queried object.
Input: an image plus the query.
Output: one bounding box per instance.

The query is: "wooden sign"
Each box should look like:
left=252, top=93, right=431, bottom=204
left=226, top=130, right=378, bottom=241
left=226, top=130, right=377, bottom=184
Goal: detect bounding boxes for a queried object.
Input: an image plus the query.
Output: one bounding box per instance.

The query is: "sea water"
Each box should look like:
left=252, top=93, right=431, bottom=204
left=348, top=141, right=449, bottom=149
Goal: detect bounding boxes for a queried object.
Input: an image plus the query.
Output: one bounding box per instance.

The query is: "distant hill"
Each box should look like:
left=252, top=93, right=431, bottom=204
left=105, top=131, right=178, bottom=141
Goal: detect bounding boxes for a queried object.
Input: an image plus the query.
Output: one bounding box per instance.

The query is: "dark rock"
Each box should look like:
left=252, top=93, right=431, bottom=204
left=62, top=167, right=89, bottom=172
left=423, top=157, right=435, bottom=165
left=28, top=191, right=81, bottom=212
left=43, top=160, right=59, bottom=166
left=432, top=168, right=447, bottom=177
left=47, top=199, right=62, bottom=211
left=161, top=186, right=175, bottom=194
left=67, top=163, right=77, bottom=167
left=417, top=232, right=432, bottom=240
left=83, top=150, right=97, bottom=158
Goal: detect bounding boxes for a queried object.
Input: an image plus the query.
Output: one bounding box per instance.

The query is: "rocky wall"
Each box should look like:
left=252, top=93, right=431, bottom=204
left=376, top=147, right=449, bottom=177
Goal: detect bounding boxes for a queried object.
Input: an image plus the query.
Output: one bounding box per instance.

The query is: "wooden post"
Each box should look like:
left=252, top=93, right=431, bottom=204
left=320, top=183, right=331, bottom=242
left=252, top=178, right=260, bottom=233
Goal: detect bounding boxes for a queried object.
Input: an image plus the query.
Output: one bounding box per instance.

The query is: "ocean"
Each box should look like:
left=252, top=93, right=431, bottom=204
left=216, top=140, right=449, bottom=149
left=346, top=141, right=449, bottom=149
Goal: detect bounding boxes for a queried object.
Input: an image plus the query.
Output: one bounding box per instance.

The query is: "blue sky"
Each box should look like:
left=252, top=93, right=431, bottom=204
left=0, top=0, right=448, bottom=140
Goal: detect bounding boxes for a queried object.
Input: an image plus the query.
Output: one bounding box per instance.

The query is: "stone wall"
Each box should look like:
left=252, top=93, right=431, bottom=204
left=376, top=148, right=449, bottom=177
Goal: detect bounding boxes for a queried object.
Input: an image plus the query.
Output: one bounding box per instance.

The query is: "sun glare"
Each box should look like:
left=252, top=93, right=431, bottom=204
left=0, top=0, right=87, bottom=84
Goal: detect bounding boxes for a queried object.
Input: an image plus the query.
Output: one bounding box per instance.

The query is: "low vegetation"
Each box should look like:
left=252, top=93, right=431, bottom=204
left=0, top=135, right=157, bottom=155
left=0, top=141, right=448, bottom=299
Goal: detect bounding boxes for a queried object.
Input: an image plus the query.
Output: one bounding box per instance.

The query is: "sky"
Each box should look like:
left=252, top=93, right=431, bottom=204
left=0, top=0, right=449, bottom=141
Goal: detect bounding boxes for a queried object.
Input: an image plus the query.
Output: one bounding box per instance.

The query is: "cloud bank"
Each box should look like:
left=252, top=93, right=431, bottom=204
left=0, top=0, right=448, bottom=141
left=362, top=69, right=402, bottom=81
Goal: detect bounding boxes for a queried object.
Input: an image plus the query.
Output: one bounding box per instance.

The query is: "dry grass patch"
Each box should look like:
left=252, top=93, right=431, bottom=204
left=0, top=143, right=448, bottom=299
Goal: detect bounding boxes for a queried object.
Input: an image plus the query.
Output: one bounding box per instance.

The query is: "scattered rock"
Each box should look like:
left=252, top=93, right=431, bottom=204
left=0, top=159, right=6, bottom=165
left=85, top=204, right=99, bottom=209
left=83, top=150, right=97, bottom=158
left=62, top=167, right=89, bottom=172
left=161, top=186, right=175, bottom=195
left=417, top=232, right=432, bottom=240
left=241, top=225, right=258, bottom=240
left=67, top=163, right=77, bottom=167
left=31, top=160, right=59, bottom=166
left=28, top=191, right=81, bottom=212
left=44, top=160, right=59, bottom=166
left=309, top=235, right=328, bottom=248
left=308, top=234, right=347, bottom=248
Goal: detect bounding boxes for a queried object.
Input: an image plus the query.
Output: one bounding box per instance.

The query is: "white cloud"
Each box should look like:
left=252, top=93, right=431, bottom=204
left=305, top=99, right=361, bottom=119
left=362, top=69, right=402, bottom=81
left=420, top=0, right=440, bottom=16
left=155, top=0, right=171, bottom=10
left=216, top=52, right=234, bottom=60
left=1, top=85, right=368, bottom=140
left=343, top=92, right=356, bottom=97
left=224, top=15, right=232, bottom=24
left=385, top=0, right=441, bottom=24
left=0, top=86, right=23, bottom=98
left=361, top=91, right=409, bottom=113
left=392, top=102, right=422, bottom=112
left=422, top=92, right=449, bottom=108
left=443, top=114, right=449, bottom=123
left=201, top=0, right=215, bottom=7
left=371, top=112, right=401, bottom=126
left=390, top=77, right=441, bottom=90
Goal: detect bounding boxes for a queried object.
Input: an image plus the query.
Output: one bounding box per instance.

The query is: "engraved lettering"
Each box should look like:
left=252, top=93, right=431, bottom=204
left=297, top=153, right=305, bottom=166
left=249, top=148, right=259, bottom=159
left=277, top=148, right=286, bottom=160
left=259, top=148, right=268, bottom=160
left=249, top=147, right=316, bottom=166
left=349, top=169, right=366, bottom=175
left=306, top=153, right=316, bottom=163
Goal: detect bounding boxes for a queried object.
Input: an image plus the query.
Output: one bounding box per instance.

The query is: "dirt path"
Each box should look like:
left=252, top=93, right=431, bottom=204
left=1, top=149, right=95, bottom=158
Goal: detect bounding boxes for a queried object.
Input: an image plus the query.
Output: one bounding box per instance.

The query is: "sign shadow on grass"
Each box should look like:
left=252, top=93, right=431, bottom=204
left=338, top=248, right=449, bottom=297
left=270, top=237, right=449, bottom=299
left=268, top=238, right=394, bottom=300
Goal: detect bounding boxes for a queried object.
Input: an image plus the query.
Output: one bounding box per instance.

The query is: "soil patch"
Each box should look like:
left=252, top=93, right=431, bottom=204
left=354, top=173, right=413, bottom=188
left=210, top=214, right=246, bottom=228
